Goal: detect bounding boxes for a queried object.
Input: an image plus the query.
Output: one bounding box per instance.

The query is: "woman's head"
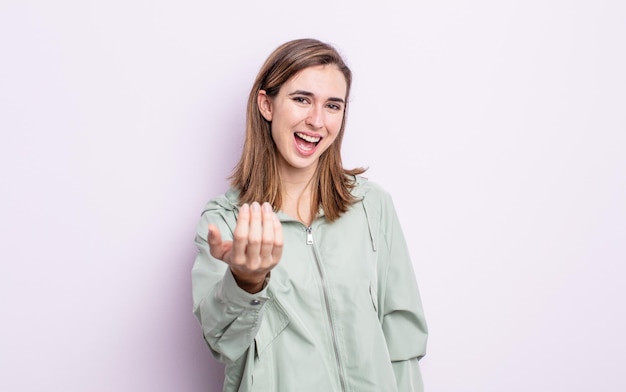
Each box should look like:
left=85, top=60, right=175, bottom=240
left=231, top=38, right=365, bottom=221
left=249, top=38, right=352, bottom=168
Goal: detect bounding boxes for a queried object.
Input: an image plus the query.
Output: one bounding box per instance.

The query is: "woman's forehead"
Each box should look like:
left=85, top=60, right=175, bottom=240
left=282, top=65, right=347, bottom=98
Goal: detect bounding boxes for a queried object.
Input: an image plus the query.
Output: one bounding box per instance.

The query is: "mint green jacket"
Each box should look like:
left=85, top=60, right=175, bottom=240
left=192, top=177, right=428, bottom=391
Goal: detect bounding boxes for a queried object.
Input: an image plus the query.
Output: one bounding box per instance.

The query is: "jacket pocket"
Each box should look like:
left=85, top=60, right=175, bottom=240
left=254, top=297, right=289, bottom=358
left=369, top=282, right=379, bottom=313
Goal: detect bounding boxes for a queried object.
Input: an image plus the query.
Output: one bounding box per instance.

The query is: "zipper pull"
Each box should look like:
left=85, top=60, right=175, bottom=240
left=306, top=226, right=313, bottom=245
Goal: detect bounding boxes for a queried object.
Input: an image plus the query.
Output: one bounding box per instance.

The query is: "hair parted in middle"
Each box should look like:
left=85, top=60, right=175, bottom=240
left=229, top=38, right=366, bottom=223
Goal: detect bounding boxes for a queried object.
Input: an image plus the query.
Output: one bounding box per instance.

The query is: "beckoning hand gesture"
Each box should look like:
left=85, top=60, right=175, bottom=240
left=207, top=202, right=283, bottom=293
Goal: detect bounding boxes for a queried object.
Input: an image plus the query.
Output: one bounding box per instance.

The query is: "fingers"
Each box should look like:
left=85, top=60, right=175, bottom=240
left=259, top=202, right=277, bottom=260
left=245, top=202, right=264, bottom=263
left=230, top=201, right=282, bottom=272
left=243, top=202, right=280, bottom=268
left=209, top=201, right=282, bottom=286
left=231, top=203, right=250, bottom=262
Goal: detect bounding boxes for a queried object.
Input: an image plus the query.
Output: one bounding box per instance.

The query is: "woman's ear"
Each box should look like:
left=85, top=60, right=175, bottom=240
left=258, top=90, right=273, bottom=121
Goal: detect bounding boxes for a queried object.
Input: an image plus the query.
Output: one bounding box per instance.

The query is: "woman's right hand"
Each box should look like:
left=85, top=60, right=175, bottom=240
left=207, top=201, right=283, bottom=293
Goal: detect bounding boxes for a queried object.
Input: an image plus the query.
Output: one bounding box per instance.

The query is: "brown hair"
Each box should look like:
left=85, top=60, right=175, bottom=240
left=229, top=38, right=366, bottom=222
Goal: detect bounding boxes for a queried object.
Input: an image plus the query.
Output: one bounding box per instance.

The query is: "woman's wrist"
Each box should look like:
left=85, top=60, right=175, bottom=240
left=231, top=269, right=269, bottom=294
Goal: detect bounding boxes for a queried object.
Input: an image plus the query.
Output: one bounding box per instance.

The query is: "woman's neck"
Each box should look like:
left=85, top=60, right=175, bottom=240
left=279, top=166, right=317, bottom=226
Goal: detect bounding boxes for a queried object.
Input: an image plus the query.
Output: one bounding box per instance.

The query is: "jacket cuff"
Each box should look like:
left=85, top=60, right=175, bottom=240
left=218, top=268, right=270, bottom=308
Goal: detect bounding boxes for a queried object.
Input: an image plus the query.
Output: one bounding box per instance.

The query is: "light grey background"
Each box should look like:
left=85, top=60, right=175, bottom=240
left=1, top=0, right=624, bottom=391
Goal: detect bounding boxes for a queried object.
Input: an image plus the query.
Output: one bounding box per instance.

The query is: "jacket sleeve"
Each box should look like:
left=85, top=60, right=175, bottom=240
left=191, top=208, right=270, bottom=364
left=377, top=191, right=428, bottom=391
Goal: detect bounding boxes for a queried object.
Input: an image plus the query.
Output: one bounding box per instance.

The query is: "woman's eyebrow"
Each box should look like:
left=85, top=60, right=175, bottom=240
left=288, top=90, right=345, bottom=104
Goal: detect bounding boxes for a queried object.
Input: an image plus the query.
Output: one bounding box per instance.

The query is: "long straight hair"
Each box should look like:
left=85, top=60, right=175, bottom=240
left=229, top=38, right=366, bottom=222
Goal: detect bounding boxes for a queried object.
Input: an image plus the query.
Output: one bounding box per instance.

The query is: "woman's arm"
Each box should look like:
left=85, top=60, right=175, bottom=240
left=377, top=192, right=429, bottom=391
left=191, top=202, right=282, bottom=364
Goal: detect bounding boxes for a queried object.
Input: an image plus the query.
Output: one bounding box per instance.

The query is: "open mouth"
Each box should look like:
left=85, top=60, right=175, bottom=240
left=294, top=132, right=321, bottom=152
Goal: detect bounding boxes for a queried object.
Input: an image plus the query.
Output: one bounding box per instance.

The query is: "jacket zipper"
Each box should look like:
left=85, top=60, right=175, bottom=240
left=306, top=226, right=347, bottom=392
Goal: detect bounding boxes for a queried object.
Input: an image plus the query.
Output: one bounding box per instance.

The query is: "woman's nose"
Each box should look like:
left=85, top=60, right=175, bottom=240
left=305, top=105, right=323, bottom=129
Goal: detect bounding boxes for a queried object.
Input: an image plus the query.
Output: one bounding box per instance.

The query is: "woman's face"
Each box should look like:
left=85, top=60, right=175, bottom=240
left=258, top=64, right=347, bottom=178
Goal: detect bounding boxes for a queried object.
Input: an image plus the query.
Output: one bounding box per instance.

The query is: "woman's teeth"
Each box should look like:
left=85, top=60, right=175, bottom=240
left=295, top=132, right=320, bottom=143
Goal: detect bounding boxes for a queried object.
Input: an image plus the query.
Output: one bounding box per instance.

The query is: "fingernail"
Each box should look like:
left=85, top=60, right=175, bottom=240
left=262, top=202, right=272, bottom=212
left=251, top=202, right=260, bottom=212
left=240, top=203, right=249, bottom=212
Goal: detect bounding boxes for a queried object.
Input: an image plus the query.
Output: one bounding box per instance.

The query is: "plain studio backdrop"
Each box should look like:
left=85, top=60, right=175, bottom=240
left=1, top=1, right=624, bottom=391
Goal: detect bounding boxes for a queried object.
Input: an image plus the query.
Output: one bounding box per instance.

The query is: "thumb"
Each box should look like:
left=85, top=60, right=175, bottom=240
left=207, top=224, right=221, bottom=245
left=207, top=224, right=228, bottom=260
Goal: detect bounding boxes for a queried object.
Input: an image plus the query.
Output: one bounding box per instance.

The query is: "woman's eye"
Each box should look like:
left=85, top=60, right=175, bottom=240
left=294, top=97, right=308, bottom=104
left=327, top=103, right=342, bottom=111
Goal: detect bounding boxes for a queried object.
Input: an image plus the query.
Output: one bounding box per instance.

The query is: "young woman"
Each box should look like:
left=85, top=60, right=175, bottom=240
left=192, top=38, right=428, bottom=392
